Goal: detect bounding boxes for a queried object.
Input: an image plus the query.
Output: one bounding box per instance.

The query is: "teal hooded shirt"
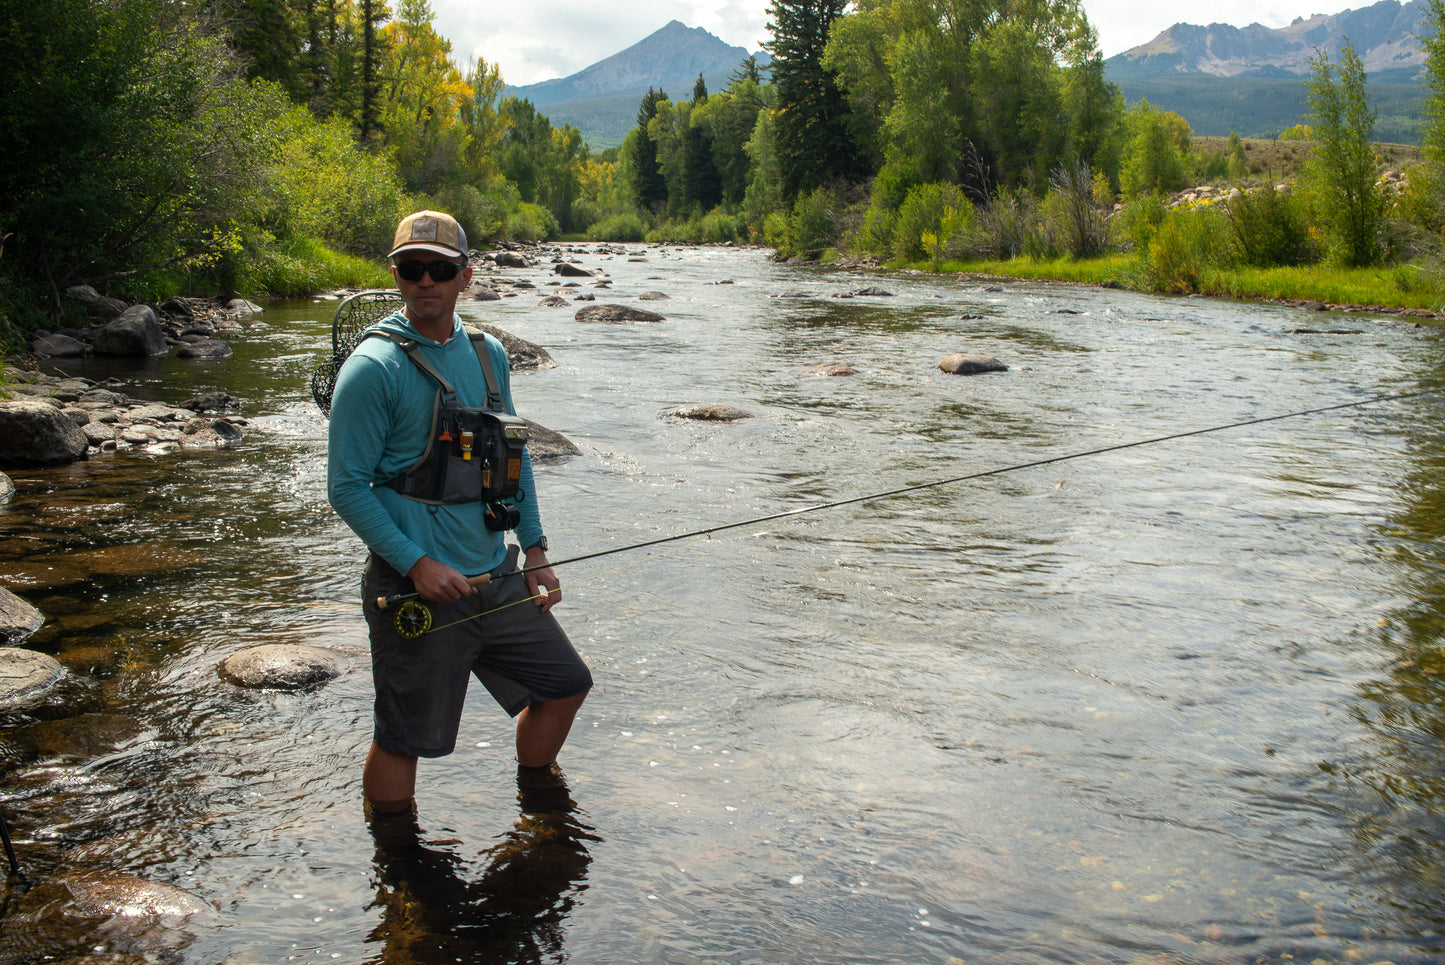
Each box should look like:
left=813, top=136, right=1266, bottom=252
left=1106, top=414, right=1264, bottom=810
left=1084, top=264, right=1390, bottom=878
left=326, top=310, right=543, bottom=577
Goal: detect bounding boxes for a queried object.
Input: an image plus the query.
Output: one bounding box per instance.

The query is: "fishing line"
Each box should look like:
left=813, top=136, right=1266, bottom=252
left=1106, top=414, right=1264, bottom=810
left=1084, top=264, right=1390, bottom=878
left=536, top=386, right=1436, bottom=571
left=387, top=387, right=1434, bottom=635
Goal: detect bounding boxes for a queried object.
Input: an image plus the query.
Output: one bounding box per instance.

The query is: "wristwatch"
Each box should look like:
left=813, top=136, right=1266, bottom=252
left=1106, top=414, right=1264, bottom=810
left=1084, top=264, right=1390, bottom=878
left=527, top=536, right=548, bottom=553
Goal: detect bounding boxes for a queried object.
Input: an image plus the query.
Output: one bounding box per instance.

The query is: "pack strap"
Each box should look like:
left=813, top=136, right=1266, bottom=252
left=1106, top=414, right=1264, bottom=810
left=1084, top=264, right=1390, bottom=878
left=366, top=329, right=505, bottom=410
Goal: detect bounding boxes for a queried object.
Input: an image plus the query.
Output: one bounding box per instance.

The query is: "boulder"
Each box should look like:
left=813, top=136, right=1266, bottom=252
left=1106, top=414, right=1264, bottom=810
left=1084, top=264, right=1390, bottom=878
left=639, top=291, right=669, bottom=300
left=178, top=391, right=240, bottom=412
left=175, top=339, right=233, bottom=360
left=807, top=363, right=858, bottom=376
left=537, top=296, right=569, bottom=308
left=832, top=287, right=895, bottom=298
left=0, top=471, right=13, bottom=503
left=494, top=251, right=529, bottom=268
left=524, top=419, right=581, bottom=459
left=64, top=285, right=127, bottom=319
left=0, top=398, right=89, bottom=466
left=226, top=298, right=263, bottom=317
left=575, top=304, right=666, bottom=324
left=92, top=305, right=168, bottom=357
left=471, top=287, right=502, bottom=301
left=554, top=262, right=595, bottom=277
left=0, top=647, right=63, bottom=709
left=0, top=586, right=43, bottom=644
left=674, top=404, right=752, bottom=422
left=470, top=324, right=554, bottom=370
left=939, top=353, right=1008, bottom=376
left=219, top=644, right=346, bottom=690
left=29, top=333, right=86, bottom=358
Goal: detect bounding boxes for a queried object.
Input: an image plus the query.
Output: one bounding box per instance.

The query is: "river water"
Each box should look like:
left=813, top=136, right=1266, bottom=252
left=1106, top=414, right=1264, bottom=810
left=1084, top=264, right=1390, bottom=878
left=3, top=244, right=1445, bottom=964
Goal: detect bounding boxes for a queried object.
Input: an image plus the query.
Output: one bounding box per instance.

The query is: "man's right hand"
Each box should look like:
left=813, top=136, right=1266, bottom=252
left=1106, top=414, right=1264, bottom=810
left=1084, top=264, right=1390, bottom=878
left=406, top=555, right=476, bottom=603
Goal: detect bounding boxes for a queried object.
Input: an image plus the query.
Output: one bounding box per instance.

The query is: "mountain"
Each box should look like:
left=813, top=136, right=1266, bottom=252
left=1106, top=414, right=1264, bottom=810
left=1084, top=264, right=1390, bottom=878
left=1105, top=0, right=1430, bottom=140
left=509, top=20, right=770, bottom=149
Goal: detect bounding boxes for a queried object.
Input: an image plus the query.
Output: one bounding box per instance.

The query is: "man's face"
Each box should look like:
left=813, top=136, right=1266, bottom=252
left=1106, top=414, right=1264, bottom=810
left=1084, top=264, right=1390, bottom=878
left=390, top=249, right=471, bottom=329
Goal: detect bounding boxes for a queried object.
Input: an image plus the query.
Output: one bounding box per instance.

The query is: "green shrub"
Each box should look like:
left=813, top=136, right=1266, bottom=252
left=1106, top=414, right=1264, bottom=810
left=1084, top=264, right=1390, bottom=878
left=267, top=109, right=409, bottom=256
left=587, top=212, right=647, bottom=242
left=891, top=182, right=973, bottom=263
left=1224, top=185, right=1317, bottom=267
left=1141, top=205, right=1232, bottom=294
left=1117, top=192, right=1169, bottom=253
left=969, top=189, right=1042, bottom=260
left=504, top=203, right=559, bottom=242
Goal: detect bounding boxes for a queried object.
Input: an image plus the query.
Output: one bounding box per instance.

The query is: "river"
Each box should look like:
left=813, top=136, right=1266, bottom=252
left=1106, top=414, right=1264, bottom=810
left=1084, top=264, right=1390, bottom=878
left=2, top=243, right=1445, bottom=964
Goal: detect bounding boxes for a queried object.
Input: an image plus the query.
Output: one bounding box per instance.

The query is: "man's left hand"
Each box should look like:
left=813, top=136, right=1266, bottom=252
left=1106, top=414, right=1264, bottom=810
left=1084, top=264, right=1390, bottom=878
left=524, top=545, right=559, bottom=612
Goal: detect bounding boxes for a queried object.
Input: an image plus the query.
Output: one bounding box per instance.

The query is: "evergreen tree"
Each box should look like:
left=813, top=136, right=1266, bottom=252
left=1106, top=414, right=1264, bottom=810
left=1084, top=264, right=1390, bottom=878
left=629, top=87, right=669, bottom=212
left=764, top=0, right=864, bottom=198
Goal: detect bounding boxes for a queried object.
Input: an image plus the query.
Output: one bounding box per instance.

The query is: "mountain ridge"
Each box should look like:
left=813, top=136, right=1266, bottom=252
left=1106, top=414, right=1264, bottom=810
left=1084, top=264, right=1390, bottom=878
left=508, top=20, right=769, bottom=146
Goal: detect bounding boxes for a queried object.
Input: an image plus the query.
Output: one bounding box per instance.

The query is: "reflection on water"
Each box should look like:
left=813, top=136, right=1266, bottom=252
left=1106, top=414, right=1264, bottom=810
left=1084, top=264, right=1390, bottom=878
left=2, top=246, right=1445, bottom=962
left=365, top=772, right=595, bottom=964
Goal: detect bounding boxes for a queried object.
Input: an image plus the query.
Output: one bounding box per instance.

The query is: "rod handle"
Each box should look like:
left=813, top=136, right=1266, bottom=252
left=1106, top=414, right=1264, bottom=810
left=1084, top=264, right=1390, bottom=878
left=376, top=572, right=494, bottom=610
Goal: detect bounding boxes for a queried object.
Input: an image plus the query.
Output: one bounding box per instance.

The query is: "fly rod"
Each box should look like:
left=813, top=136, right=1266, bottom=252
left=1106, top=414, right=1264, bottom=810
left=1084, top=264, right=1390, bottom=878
left=376, top=386, right=1435, bottom=612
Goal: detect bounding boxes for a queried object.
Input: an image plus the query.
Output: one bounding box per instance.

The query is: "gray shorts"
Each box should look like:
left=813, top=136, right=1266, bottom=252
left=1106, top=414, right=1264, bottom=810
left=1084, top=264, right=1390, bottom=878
left=361, top=548, right=592, bottom=759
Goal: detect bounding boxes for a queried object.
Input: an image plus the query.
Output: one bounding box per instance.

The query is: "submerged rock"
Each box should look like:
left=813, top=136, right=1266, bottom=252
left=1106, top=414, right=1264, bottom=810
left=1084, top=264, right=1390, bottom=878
left=938, top=353, right=1008, bottom=376
left=0, top=586, right=43, bottom=644
left=575, top=304, right=666, bottom=324
left=0, top=647, right=64, bottom=709
left=674, top=404, right=752, bottom=422
left=219, top=644, right=347, bottom=690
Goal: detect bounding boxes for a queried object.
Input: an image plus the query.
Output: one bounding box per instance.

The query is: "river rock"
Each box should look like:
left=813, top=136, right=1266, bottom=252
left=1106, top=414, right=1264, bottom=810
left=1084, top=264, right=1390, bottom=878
left=524, top=418, right=581, bottom=459
left=833, top=287, right=894, bottom=298
left=470, top=324, right=554, bottom=370
left=807, top=363, right=858, bottom=376
left=939, top=353, right=1008, bottom=375
left=494, top=251, right=529, bottom=269
left=219, top=644, right=346, bottom=690
left=575, top=304, right=665, bottom=324
left=674, top=404, right=752, bottom=422
left=0, top=472, right=12, bottom=503
left=178, top=391, right=241, bottom=412
left=175, top=339, right=233, bottom=360
left=471, top=286, right=502, bottom=301
left=0, top=398, right=89, bottom=466
left=16, top=869, right=212, bottom=919
left=538, top=296, right=569, bottom=308
left=0, top=647, right=64, bottom=708
left=226, top=298, right=263, bottom=317
left=92, top=305, right=168, bottom=357
left=180, top=417, right=244, bottom=448
left=639, top=291, right=669, bottom=300
left=64, top=285, right=127, bottom=319
left=0, top=586, right=43, bottom=644
left=29, top=333, right=87, bottom=358
left=554, top=262, right=595, bottom=277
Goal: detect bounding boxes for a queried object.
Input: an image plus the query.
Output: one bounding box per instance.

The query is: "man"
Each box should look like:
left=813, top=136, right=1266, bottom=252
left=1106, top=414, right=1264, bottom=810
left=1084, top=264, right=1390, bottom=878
left=327, top=210, right=591, bottom=818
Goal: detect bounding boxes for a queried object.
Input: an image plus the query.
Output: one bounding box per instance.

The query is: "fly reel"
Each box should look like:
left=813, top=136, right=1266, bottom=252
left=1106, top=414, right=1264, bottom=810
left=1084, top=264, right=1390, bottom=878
left=393, top=599, right=433, bottom=639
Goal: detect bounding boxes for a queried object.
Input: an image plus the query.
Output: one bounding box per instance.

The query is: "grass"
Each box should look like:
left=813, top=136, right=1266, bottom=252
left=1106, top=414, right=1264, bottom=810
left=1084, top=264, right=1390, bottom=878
left=908, top=253, right=1445, bottom=318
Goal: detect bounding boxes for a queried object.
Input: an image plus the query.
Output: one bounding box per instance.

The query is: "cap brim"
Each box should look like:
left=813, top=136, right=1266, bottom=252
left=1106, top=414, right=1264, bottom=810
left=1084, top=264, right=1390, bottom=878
left=389, top=243, right=466, bottom=259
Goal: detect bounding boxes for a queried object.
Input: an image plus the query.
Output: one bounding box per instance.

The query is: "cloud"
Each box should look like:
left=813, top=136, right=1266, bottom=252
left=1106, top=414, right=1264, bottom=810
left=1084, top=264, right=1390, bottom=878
left=432, top=0, right=772, bottom=87
left=431, top=0, right=1352, bottom=85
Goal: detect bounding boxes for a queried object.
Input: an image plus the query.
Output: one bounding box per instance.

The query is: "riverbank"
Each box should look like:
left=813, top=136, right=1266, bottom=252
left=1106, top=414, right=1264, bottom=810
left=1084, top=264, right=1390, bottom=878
left=891, top=252, right=1445, bottom=323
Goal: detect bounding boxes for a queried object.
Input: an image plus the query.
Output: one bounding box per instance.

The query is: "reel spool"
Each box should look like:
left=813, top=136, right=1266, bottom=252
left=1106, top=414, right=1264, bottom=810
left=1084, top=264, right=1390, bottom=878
left=393, top=599, right=433, bottom=639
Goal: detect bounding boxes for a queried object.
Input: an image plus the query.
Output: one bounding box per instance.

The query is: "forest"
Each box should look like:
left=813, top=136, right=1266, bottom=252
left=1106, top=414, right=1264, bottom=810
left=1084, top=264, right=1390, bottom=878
left=7, top=0, right=1445, bottom=338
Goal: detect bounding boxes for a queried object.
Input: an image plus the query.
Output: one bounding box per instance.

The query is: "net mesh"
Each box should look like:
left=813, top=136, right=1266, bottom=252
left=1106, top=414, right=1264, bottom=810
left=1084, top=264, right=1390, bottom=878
left=310, top=289, right=404, bottom=416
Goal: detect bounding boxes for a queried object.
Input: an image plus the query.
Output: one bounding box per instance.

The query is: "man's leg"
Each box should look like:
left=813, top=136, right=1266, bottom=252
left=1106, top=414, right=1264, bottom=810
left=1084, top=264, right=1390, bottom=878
left=515, top=692, right=588, bottom=768
left=364, top=741, right=419, bottom=811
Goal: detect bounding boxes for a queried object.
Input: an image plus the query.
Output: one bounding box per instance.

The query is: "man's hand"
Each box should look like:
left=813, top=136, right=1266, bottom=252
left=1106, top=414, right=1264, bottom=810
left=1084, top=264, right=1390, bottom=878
left=406, top=555, right=476, bottom=603
left=524, top=544, right=560, bottom=612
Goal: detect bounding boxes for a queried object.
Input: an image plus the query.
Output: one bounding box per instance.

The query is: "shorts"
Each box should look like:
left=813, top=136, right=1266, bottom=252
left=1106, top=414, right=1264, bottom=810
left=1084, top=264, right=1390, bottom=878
left=361, top=547, right=593, bottom=758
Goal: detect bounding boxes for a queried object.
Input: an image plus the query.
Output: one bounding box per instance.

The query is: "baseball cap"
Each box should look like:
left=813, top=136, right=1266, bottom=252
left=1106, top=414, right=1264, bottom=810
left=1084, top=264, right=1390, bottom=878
left=388, top=210, right=468, bottom=259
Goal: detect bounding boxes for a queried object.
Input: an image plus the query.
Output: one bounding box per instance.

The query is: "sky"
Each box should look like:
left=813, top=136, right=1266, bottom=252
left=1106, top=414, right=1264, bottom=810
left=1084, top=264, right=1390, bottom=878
left=431, top=0, right=1354, bottom=88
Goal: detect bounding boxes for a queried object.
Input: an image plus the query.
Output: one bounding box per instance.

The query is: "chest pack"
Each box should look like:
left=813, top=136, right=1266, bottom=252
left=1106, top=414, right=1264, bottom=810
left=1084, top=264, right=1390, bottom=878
left=368, top=330, right=529, bottom=511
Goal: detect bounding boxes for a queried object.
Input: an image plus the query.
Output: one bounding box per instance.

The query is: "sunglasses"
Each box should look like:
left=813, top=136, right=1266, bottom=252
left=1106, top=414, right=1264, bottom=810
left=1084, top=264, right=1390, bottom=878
left=394, top=259, right=464, bottom=283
